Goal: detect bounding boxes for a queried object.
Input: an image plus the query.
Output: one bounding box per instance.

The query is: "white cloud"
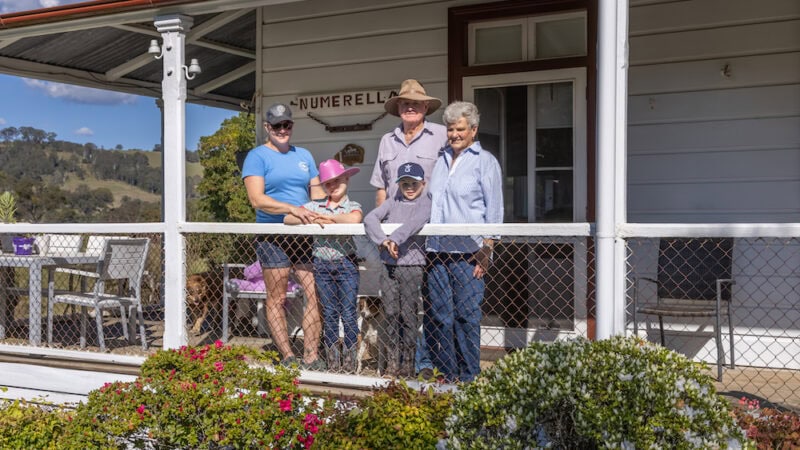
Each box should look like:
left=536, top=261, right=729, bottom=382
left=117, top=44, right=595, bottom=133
left=23, top=79, right=138, bottom=106
left=0, top=0, right=75, bottom=13
left=74, top=127, right=93, bottom=136
left=0, top=118, right=6, bottom=125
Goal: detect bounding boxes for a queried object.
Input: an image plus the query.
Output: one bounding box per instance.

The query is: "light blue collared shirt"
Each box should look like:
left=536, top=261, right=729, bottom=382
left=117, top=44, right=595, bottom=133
left=369, top=120, right=447, bottom=201
left=426, top=141, right=503, bottom=253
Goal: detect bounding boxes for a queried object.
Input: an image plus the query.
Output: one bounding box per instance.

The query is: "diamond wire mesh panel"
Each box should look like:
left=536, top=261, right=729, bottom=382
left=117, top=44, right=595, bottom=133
left=626, top=237, right=800, bottom=408
left=0, top=233, right=163, bottom=356
left=185, top=232, right=592, bottom=380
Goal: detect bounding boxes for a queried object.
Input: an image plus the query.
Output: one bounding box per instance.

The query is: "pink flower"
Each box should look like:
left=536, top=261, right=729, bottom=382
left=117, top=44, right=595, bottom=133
left=275, top=429, right=285, bottom=440
left=214, top=361, right=224, bottom=372
left=136, top=404, right=146, bottom=414
left=279, top=399, right=292, bottom=412
left=214, top=340, right=224, bottom=349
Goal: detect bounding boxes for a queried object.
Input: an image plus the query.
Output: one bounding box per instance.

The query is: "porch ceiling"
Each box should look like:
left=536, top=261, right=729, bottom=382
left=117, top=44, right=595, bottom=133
left=0, top=1, right=262, bottom=111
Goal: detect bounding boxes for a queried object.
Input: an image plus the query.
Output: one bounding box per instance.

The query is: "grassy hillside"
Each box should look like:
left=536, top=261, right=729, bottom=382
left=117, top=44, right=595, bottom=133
left=52, top=149, right=202, bottom=207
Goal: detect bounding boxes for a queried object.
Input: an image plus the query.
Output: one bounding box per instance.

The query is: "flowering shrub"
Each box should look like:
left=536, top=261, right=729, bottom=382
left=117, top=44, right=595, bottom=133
left=0, top=395, right=69, bottom=449
left=315, top=380, right=453, bottom=449
left=61, top=341, right=322, bottom=449
left=445, top=336, right=746, bottom=449
left=733, top=397, right=800, bottom=449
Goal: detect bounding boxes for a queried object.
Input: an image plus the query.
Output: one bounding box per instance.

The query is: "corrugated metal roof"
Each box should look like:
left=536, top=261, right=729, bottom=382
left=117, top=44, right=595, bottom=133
left=0, top=2, right=259, bottom=111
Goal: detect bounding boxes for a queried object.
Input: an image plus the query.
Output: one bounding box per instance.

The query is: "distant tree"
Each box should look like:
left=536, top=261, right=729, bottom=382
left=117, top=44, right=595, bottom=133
left=13, top=178, right=67, bottom=222
left=83, top=143, right=96, bottom=162
left=196, top=112, right=256, bottom=222
left=152, top=144, right=163, bottom=152
left=102, top=196, right=160, bottom=222
left=0, top=127, right=18, bottom=141
left=18, top=126, right=48, bottom=144
left=185, top=150, right=200, bottom=163
left=115, top=144, right=124, bottom=151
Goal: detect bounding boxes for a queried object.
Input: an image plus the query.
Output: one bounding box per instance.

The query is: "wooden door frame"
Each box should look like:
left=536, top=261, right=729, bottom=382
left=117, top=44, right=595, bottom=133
left=447, top=0, right=597, bottom=221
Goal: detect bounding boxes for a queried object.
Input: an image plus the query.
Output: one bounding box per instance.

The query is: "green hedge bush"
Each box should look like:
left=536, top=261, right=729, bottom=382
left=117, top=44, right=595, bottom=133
left=445, top=336, right=746, bottom=449
left=315, top=381, right=453, bottom=450
left=0, top=396, right=69, bottom=449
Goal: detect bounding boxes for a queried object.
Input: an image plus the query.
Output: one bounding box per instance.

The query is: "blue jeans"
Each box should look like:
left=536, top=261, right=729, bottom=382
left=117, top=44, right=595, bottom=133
left=424, top=253, right=484, bottom=382
left=314, top=257, right=359, bottom=349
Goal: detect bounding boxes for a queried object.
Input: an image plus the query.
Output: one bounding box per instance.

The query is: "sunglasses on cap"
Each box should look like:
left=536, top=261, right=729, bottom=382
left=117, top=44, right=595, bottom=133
left=271, top=121, right=293, bottom=131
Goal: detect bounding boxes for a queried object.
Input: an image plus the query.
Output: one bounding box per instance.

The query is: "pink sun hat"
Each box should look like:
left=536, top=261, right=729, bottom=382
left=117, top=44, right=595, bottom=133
left=316, top=159, right=360, bottom=184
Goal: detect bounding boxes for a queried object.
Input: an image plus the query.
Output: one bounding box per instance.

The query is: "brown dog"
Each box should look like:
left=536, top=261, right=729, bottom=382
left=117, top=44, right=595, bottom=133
left=186, top=274, right=212, bottom=335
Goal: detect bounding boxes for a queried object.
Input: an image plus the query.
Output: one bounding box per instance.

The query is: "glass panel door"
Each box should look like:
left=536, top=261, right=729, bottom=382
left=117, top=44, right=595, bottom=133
left=464, top=69, right=587, bottom=343
left=467, top=70, right=585, bottom=223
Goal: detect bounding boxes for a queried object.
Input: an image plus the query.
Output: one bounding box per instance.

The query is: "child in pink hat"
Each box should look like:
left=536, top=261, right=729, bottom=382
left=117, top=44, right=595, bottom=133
left=285, top=159, right=362, bottom=372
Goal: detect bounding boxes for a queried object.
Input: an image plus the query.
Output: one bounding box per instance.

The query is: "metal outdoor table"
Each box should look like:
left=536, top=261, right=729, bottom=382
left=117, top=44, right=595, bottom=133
left=0, top=252, right=98, bottom=345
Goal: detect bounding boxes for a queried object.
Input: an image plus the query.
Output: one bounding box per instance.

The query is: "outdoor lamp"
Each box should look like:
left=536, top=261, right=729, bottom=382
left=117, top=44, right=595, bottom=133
left=185, top=58, right=202, bottom=80
left=148, top=39, right=166, bottom=59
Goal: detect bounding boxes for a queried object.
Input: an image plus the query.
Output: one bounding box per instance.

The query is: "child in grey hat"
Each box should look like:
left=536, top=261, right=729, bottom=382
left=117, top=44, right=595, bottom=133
left=363, top=162, right=431, bottom=377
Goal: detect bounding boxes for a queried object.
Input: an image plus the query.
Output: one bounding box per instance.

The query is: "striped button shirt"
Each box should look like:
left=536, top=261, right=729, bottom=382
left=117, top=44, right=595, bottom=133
left=426, top=141, right=503, bottom=254
left=302, top=197, right=362, bottom=260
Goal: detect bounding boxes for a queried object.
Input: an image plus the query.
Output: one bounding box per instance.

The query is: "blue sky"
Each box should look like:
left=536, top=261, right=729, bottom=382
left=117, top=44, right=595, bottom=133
left=0, top=0, right=237, bottom=151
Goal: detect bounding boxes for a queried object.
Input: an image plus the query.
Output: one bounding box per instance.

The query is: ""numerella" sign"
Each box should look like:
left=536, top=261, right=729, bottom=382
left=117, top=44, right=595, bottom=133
left=290, top=89, right=398, bottom=115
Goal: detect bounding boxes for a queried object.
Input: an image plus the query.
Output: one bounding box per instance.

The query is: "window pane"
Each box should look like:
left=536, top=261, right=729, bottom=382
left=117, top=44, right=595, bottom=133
left=534, top=17, right=586, bottom=59
left=475, top=25, right=523, bottom=64
left=535, top=170, right=573, bottom=222
left=536, top=128, right=572, bottom=167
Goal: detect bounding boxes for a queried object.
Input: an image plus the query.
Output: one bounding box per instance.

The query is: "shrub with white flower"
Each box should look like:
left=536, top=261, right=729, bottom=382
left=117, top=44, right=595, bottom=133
left=445, top=336, right=747, bottom=449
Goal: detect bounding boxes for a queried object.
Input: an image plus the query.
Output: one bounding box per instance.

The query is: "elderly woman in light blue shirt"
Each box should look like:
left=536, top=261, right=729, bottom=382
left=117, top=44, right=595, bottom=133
left=425, top=101, right=503, bottom=382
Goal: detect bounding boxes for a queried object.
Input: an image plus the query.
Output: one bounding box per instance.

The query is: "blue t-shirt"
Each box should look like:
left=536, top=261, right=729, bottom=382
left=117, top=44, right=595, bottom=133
left=241, top=145, right=319, bottom=223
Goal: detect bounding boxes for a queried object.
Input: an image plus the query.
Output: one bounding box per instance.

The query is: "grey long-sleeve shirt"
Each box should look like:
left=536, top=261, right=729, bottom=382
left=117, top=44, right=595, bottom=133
left=363, top=192, right=431, bottom=266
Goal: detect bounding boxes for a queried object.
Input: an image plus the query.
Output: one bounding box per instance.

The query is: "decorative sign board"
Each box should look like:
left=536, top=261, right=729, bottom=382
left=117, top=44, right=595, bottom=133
left=290, top=89, right=398, bottom=116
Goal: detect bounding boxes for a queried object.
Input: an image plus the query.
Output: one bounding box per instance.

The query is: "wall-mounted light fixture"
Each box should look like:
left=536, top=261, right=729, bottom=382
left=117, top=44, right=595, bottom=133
left=184, top=58, right=201, bottom=80
left=147, top=39, right=201, bottom=80
left=148, top=39, right=169, bottom=59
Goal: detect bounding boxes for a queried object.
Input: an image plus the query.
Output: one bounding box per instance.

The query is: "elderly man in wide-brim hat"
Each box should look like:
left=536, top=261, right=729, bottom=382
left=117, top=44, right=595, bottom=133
left=369, top=79, right=446, bottom=380
left=370, top=79, right=446, bottom=207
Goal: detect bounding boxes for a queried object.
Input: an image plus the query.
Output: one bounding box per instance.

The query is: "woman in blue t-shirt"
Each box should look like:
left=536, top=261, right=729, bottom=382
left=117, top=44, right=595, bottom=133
left=242, top=102, right=326, bottom=370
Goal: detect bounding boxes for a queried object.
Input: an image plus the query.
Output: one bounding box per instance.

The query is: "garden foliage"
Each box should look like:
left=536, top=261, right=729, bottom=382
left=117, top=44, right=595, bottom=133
left=445, top=336, right=746, bottom=449
left=0, top=396, right=69, bottom=449
left=62, top=341, right=322, bottom=449
left=733, top=397, right=800, bottom=449
left=315, top=380, right=453, bottom=450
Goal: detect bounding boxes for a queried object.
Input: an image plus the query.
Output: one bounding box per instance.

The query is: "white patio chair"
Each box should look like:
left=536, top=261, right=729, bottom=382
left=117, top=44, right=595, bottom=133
left=41, top=234, right=83, bottom=255
left=47, top=238, right=150, bottom=351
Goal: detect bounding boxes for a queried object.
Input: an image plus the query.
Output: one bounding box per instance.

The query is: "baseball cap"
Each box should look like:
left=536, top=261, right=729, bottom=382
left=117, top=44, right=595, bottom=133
left=395, top=162, right=424, bottom=182
left=265, top=103, right=292, bottom=125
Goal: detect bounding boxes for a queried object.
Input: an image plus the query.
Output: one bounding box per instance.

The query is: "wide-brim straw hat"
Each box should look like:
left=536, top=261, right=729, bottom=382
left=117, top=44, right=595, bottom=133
left=384, top=79, right=442, bottom=116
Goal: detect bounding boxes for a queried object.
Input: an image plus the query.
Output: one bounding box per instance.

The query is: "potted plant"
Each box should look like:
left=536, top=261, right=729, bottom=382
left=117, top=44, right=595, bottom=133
left=0, top=191, right=16, bottom=252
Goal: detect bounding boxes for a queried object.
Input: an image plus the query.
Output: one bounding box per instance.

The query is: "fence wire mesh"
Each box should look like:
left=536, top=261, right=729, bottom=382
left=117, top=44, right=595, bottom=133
left=182, top=232, right=591, bottom=381
left=0, top=233, right=163, bottom=354
left=4, top=230, right=800, bottom=407
left=627, top=236, right=800, bottom=408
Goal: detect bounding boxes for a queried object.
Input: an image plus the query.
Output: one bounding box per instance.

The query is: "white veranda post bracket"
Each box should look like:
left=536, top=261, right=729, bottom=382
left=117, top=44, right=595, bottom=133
left=154, top=14, right=193, bottom=349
